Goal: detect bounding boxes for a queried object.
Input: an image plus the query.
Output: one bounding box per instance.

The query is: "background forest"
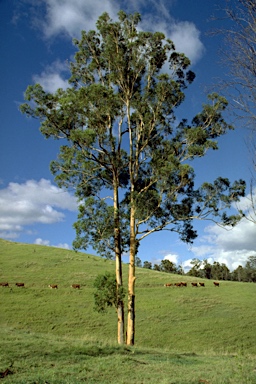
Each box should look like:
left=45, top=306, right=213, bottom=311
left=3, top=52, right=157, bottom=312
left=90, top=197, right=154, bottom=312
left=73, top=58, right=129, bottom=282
left=141, top=255, right=256, bottom=282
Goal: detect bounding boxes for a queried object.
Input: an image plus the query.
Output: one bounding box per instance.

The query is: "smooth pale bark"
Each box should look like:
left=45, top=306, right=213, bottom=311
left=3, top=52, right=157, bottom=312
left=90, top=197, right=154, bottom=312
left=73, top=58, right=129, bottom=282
left=126, top=203, right=136, bottom=346
left=116, top=257, right=125, bottom=344
left=113, top=177, right=125, bottom=344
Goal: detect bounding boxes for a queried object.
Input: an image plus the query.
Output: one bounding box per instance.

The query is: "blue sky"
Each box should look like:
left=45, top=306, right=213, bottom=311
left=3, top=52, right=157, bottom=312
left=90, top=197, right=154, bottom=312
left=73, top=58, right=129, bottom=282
left=1, top=0, right=256, bottom=271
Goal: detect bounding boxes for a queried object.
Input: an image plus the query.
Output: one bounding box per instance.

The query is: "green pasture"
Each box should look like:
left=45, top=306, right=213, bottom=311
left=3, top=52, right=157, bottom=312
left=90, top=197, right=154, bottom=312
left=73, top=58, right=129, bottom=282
left=0, top=239, right=256, bottom=383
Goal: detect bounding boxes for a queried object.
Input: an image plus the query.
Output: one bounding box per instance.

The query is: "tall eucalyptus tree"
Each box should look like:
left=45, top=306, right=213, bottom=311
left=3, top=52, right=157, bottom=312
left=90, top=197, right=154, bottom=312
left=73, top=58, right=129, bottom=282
left=21, top=11, right=245, bottom=345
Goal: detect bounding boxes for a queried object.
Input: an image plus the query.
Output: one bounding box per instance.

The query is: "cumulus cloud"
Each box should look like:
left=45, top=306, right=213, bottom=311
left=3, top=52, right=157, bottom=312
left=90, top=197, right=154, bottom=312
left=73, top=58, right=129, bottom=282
left=168, top=21, right=205, bottom=64
left=182, top=258, right=194, bottom=273
left=163, top=253, right=179, bottom=265
left=35, top=238, right=50, bottom=246
left=35, top=238, right=70, bottom=249
left=33, top=60, right=70, bottom=93
left=206, top=220, right=256, bottom=251
left=128, top=0, right=205, bottom=64
left=56, top=242, right=70, bottom=249
left=156, top=189, right=256, bottom=272
left=190, top=218, right=256, bottom=271
left=151, top=250, right=183, bottom=270
left=139, top=15, right=204, bottom=64
left=34, top=0, right=118, bottom=39
left=0, top=179, right=77, bottom=239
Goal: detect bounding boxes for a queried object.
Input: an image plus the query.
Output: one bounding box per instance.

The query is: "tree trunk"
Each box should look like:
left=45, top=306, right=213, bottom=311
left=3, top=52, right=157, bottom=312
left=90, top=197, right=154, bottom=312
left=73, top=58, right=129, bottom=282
left=113, top=179, right=125, bottom=344
left=126, top=204, right=136, bottom=346
left=116, top=256, right=125, bottom=344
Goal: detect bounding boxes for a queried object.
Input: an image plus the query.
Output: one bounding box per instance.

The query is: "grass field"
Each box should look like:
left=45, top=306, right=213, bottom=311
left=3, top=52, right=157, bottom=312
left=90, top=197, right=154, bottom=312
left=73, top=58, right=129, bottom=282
left=0, top=239, right=256, bottom=383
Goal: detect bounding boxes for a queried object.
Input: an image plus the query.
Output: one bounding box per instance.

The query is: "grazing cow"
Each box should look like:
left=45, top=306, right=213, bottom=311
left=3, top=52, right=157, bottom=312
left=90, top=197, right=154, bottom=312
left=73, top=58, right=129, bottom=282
left=213, top=282, right=220, bottom=287
left=48, top=284, right=58, bottom=289
left=0, top=368, right=13, bottom=379
left=191, top=282, right=198, bottom=287
left=15, top=283, right=25, bottom=287
left=180, top=282, right=187, bottom=287
left=199, top=282, right=205, bottom=287
left=164, top=283, right=172, bottom=287
left=174, top=282, right=182, bottom=287
left=71, top=284, right=80, bottom=289
left=0, top=282, right=9, bottom=287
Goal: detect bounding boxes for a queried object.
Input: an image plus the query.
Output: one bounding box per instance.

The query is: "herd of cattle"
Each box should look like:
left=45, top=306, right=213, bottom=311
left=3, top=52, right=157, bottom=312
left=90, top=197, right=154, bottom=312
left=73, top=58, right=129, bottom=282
left=164, top=281, right=220, bottom=287
left=0, top=282, right=81, bottom=289
left=1, top=281, right=220, bottom=289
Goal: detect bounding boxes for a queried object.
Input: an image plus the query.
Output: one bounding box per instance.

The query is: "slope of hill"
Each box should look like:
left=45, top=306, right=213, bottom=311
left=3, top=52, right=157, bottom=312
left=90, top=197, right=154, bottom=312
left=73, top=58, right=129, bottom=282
left=0, top=239, right=256, bottom=383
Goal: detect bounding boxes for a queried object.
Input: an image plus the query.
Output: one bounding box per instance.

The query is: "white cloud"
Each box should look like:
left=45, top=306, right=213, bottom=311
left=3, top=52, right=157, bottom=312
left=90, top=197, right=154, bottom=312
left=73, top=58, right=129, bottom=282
left=33, top=72, right=68, bottom=93
left=169, top=21, right=205, bottom=64
left=0, top=179, right=77, bottom=239
left=152, top=190, right=256, bottom=272
left=56, top=242, right=70, bottom=249
left=35, top=238, right=50, bottom=246
left=179, top=188, right=256, bottom=272
left=38, top=0, right=118, bottom=39
left=182, top=258, right=193, bottom=273
left=0, top=231, right=20, bottom=240
left=34, top=238, right=70, bottom=249
left=140, top=18, right=204, bottom=64
left=33, top=60, right=69, bottom=93
left=163, top=253, right=179, bottom=265
left=131, top=0, right=204, bottom=63
left=189, top=218, right=256, bottom=271
left=205, top=220, right=256, bottom=251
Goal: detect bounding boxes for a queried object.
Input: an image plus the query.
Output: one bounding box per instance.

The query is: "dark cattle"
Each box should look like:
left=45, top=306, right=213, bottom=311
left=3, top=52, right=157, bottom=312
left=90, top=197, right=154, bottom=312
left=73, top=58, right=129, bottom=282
left=15, top=283, right=25, bottom=287
left=0, top=368, right=13, bottom=379
left=199, top=282, right=205, bottom=287
left=49, top=284, right=58, bottom=289
left=164, top=283, right=172, bottom=287
left=180, top=282, right=187, bottom=287
left=213, top=282, right=220, bottom=287
left=174, top=282, right=182, bottom=287
left=71, top=284, right=80, bottom=289
left=0, top=282, right=9, bottom=287
left=191, top=282, right=198, bottom=287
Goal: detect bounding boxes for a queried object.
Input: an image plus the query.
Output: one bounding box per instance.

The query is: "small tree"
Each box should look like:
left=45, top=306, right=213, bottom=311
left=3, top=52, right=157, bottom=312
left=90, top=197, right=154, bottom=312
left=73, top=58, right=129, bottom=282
left=176, top=265, right=184, bottom=275
left=94, top=272, right=126, bottom=312
left=161, top=259, right=177, bottom=273
left=202, top=259, right=212, bottom=279
left=153, top=264, right=161, bottom=271
left=220, top=263, right=231, bottom=280
left=187, top=258, right=203, bottom=277
left=210, top=261, right=222, bottom=280
left=244, top=255, right=256, bottom=282
left=232, top=265, right=246, bottom=282
left=143, top=261, right=152, bottom=269
left=135, top=256, right=142, bottom=268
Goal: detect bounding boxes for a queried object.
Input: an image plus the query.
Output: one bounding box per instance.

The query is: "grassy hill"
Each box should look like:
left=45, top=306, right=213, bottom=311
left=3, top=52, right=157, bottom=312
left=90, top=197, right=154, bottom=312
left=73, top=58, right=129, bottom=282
left=0, top=239, right=256, bottom=383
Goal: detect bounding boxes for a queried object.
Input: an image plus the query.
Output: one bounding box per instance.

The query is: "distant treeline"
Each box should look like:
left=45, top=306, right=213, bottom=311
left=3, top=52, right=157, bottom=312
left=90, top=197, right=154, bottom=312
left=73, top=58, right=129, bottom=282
left=138, top=256, right=256, bottom=282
